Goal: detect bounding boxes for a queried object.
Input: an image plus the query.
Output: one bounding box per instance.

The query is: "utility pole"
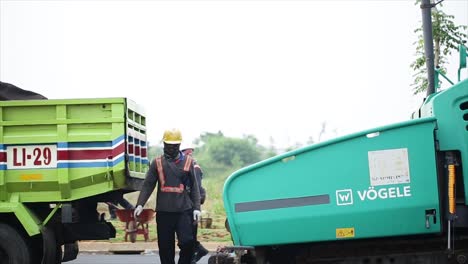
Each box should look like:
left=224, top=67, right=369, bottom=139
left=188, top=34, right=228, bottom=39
left=421, top=0, right=436, bottom=96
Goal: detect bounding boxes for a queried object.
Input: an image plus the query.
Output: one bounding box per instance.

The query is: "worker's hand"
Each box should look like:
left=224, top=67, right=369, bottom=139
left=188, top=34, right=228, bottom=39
left=193, top=210, right=201, bottom=222
left=134, top=205, right=143, bottom=219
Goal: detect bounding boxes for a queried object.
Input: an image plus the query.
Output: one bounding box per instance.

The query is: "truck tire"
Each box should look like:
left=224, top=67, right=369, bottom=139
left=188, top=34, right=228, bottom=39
left=41, top=226, right=60, bottom=264
left=0, top=223, right=32, bottom=264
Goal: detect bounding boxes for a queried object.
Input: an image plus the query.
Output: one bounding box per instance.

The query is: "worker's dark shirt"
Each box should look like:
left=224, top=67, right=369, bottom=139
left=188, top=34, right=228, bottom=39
left=137, top=152, right=201, bottom=212
left=193, top=159, right=206, bottom=204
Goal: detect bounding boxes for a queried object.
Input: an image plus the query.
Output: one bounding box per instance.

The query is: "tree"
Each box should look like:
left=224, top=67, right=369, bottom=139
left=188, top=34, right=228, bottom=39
left=411, top=1, right=467, bottom=94
left=192, top=132, right=265, bottom=178
left=202, top=135, right=262, bottom=168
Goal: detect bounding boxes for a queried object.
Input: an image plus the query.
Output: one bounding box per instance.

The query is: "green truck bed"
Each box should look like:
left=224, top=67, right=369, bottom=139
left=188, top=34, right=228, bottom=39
left=0, top=97, right=148, bottom=203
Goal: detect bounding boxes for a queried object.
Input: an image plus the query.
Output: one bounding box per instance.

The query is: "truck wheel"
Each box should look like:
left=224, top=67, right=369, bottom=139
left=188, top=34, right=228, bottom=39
left=41, top=226, right=60, bottom=264
left=0, top=223, right=31, bottom=264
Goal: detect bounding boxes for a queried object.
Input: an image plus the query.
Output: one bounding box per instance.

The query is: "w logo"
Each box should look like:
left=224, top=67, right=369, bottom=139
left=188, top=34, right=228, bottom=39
left=336, top=189, right=353, bottom=206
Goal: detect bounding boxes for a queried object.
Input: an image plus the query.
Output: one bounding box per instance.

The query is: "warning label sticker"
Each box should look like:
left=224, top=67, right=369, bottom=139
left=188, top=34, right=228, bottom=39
left=368, top=148, right=410, bottom=186
left=336, top=227, right=355, bottom=238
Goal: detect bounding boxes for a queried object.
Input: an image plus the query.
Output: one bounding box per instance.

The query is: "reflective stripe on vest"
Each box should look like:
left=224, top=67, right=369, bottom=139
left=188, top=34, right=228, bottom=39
left=155, top=155, right=192, bottom=193
left=183, top=155, right=192, bottom=172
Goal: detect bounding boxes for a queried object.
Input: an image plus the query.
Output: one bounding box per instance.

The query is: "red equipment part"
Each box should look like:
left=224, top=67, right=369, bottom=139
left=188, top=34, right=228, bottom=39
left=115, top=209, right=156, bottom=243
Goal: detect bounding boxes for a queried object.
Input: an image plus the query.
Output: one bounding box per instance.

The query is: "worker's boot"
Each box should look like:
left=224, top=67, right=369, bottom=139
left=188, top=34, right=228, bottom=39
left=192, top=243, right=209, bottom=263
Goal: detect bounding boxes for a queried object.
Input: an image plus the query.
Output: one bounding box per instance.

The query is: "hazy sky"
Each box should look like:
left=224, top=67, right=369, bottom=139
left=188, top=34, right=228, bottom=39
left=1, top=0, right=467, bottom=148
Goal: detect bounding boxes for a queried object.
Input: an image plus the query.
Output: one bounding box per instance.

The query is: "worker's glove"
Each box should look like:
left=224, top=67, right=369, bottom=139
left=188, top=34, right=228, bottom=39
left=134, top=205, right=143, bottom=219
left=193, top=210, right=201, bottom=222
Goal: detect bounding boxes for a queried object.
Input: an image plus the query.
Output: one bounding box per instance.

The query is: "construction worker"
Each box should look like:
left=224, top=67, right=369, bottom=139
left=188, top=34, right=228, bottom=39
left=134, top=129, right=201, bottom=264
left=180, top=144, right=209, bottom=263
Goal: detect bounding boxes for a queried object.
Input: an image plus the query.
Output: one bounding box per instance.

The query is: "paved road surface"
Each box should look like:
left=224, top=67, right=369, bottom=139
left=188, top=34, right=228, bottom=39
left=68, top=253, right=211, bottom=264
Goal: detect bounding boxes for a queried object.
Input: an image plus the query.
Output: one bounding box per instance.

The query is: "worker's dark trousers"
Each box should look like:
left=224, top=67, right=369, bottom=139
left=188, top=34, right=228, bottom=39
left=157, top=210, right=195, bottom=264
left=193, top=219, right=202, bottom=249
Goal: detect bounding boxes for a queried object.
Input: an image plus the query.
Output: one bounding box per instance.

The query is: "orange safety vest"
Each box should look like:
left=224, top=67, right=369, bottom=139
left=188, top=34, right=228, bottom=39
left=155, top=155, right=192, bottom=193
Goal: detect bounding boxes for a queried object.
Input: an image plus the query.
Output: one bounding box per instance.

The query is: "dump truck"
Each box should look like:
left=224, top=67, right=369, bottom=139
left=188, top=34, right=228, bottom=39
left=214, top=2, right=468, bottom=264
left=0, top=84, right=148, bottom=263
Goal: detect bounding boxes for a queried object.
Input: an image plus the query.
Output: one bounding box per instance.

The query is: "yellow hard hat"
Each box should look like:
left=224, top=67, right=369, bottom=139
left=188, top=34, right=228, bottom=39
left=162, top=129, right=182, bottom=144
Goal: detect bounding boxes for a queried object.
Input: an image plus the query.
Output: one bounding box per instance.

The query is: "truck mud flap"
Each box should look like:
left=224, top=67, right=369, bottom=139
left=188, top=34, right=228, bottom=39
left=62, top=242, right=79, bottom=262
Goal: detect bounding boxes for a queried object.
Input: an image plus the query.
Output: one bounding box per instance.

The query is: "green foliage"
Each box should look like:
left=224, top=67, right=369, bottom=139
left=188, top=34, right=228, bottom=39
left=194, top=132, right=267, bottom=178
left=411, top=2, right=467, bottom=94
left=204, top=177, right=228, bottom=216
left=147, top=145, right=162, bottom=161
